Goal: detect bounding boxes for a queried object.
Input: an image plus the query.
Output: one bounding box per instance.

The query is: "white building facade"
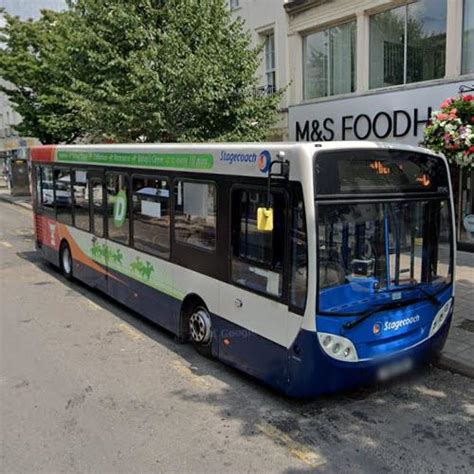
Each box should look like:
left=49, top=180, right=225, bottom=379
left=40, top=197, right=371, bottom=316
left=232, top=0, right=474, bottom=250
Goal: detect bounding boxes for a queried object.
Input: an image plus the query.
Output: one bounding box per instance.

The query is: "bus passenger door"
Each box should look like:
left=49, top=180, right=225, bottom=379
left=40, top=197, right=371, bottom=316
left=218, top=186, right=290, bottom=384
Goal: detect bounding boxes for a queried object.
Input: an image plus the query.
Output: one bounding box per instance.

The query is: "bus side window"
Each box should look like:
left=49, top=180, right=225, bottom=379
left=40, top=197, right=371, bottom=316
left=290, top=190, right=308, bottom=312
left=231, top=188, right=285, bottom=298
left=73, top=170, right=90, bottom=232
left=174, top=180, right=217, bottom=251
left=54, top=168, right=73, bottom=225
left=106, top=173, right=130, bottom=245
left=40, top=166, right=54, bottom=211
left=132, top=176, right=170, bottom=259
left=91, top=179, right=104, bottom=238
left=34, top=165, right=41, bottom=206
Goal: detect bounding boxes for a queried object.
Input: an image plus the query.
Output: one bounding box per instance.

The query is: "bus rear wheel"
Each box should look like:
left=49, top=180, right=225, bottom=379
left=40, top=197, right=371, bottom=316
left=189, top=306, right=213, bottom=358
left=60, top=242, right=73, bottom=280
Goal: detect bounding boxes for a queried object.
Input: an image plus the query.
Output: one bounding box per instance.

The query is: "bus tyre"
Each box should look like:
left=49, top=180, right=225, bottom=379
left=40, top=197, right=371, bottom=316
left=60, top=242, right=73, bottom=280
left=189, top=306, right=213, bottom=358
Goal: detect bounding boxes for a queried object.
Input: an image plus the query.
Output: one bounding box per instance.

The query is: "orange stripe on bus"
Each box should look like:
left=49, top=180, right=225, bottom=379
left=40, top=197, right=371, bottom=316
left=57, top=225, right=122, bottom=283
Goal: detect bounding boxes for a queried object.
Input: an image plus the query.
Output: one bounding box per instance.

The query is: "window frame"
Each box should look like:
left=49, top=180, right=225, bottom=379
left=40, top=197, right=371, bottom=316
left=302, top=18, right=357, bottom=100
left=462, top=0, right=474, bottom=75
left=368, top=0, right=448, bottom=90
left=172, top=177, right=218, bottom=254
left=131, top=173, right=171, bottom=261
left=229, top=183, right=290, bottom=303
left=264, top=32, right=276, bottom=95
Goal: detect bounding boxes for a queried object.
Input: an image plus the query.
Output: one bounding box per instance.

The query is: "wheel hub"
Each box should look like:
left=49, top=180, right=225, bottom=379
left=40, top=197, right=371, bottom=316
left=189, top=309, right=211, bottom=344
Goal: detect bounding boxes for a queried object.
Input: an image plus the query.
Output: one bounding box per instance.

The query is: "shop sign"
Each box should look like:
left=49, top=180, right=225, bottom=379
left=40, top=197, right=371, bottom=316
left=289, top=81, right=468, bottom=146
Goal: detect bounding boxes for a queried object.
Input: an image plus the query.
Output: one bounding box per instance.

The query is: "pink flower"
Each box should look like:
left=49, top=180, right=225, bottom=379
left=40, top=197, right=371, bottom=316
left=437, top=113, right=449, bottom=121
left=463, top=94, right=473, bottom=102
left=469, top=145, right=474, bottom=154
left=440, top=98, right=453, bottom=109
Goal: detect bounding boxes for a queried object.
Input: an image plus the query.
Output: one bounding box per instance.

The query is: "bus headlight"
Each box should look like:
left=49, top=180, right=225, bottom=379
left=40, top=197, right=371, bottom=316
left=317, top=332, right=359, bottom=362
left=429, top=298, right=453, bottom=338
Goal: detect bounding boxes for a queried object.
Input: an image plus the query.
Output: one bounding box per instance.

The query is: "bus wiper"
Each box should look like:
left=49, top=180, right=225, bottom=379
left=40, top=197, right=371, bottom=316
left=343, top=297, right=423, bottom=330
left=380, top=284, right=440, bottom=306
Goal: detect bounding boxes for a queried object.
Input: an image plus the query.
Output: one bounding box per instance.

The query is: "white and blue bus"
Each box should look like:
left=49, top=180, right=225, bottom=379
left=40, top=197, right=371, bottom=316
left=31, top=142, right=455, bottom=397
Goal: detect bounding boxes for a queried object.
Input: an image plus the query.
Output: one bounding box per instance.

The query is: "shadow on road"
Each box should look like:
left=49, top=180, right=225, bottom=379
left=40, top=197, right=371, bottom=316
left=15, top=249, right=474, bottom=472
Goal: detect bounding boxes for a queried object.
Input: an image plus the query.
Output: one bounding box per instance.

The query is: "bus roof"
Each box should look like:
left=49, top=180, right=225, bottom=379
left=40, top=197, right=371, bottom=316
left=30, top=141, right=444, bottom=179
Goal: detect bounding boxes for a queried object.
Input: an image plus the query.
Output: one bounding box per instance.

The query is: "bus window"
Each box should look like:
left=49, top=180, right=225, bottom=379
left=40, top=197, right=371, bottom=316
left=106, top=173, right=129, bottom=245
left=231, top=189, right=285, bottom=298
left=73, top=170, right=90, bottom=232
left=40, top=166, right=54, bottom=210
left=91, top=179, right=104, bottom=238
left=54, top=168, right=73, bottom=225
left=174, top=180, right=216, bottom=251
left=34, top=166, right=41, bottom=206
left=132, top=176, right=170, bottom=259
left=290, top=192, right=308, bottom=311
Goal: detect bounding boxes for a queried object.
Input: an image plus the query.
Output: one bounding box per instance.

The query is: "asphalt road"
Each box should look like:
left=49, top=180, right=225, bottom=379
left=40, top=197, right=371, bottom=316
left=0, top=200, right=473, bottom=474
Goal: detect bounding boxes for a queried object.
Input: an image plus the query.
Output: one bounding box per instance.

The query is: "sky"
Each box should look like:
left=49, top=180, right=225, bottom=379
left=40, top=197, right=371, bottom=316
left=0, top=0, right=67, bottom=20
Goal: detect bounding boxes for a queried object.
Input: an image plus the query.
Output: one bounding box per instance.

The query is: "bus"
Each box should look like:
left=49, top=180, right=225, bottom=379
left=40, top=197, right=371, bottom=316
left=30, top=142, right=455, bottom=397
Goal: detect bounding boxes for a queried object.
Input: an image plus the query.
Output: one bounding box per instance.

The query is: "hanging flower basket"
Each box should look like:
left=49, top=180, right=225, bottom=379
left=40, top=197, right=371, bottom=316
left=422, top=92, right=474, bottom=168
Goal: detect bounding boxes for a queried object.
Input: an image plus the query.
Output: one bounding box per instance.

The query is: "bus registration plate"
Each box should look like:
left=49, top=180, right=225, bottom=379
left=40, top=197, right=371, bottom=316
left=376, top=357, right=413, bottom=382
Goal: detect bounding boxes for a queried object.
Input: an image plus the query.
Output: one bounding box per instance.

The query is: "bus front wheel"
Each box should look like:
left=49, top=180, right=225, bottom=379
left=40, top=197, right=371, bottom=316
left=188, top=306, right=213, bottom=358
left=60, top=241, right=73, bottom=280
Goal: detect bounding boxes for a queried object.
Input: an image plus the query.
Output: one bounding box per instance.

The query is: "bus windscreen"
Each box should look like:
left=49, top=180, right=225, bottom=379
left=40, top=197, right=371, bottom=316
left=315, top=150, right=450, bottom=195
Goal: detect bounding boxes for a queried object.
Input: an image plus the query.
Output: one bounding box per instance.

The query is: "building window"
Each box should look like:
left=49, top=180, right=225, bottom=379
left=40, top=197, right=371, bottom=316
left=463, top=0, right=474, bottom=74
left=132, top=176, right=170, bottom=259
left=370, top=0, right=447, bottom=89
left=303, top=21, right=356, bottom=100
left=230, top=0, right=239, bottom=10
left=174, top=180, right=216, bottom=251
left=264, top=33, right=276, bottom=94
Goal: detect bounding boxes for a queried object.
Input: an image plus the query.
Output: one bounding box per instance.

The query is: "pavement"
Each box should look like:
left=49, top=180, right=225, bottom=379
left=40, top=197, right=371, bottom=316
left=1, top=199, right=473, bottom=473
left=0, top=187, right=472, bottom=380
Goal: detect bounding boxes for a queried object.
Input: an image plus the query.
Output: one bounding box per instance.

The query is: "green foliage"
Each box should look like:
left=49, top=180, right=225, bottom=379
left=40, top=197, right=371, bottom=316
left=0, top=9, right=85, bottom=143
left=0, top=0, right=282, bottom=144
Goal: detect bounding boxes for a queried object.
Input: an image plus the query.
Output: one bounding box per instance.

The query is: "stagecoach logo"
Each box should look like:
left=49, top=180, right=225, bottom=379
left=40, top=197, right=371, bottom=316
left=373, top=315, right=421, bottom=334
left=49, top=223, right=57, bottom=247
left=220, top=150, right=271, bottom=174
left=257, top=150, right=271, bottom=173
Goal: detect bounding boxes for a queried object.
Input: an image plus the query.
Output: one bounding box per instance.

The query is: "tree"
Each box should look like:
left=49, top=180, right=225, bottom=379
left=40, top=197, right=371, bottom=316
left=0, top=0, right=283, bottom=144
left=0, top=9, right=85, bottom=143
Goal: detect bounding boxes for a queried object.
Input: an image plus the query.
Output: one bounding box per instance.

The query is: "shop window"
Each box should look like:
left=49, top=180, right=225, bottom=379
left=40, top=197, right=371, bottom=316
left=91, top=179, right=104, bottom=238
left=463, top=0, right=474, bottom=74
left=370, top=0, right=447, bottom=89
left=106, top=173, right=129, bottom=245
left=290, top=190, right=308, bottom=311
left=73, top=170, right=90, bottom=232
left=174, top=180, right=216, bottom=251
left=303, top=21, right=356, bottom=100
left=132, top=176, right=170, bottom=259
left=54, top=168, right=73, bottom=225
left=231, top=188, right=285, bottom=298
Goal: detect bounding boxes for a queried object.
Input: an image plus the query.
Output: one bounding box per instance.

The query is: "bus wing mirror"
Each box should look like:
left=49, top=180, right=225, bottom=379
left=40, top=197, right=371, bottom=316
left=257, top=207, right=273, bottom=232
